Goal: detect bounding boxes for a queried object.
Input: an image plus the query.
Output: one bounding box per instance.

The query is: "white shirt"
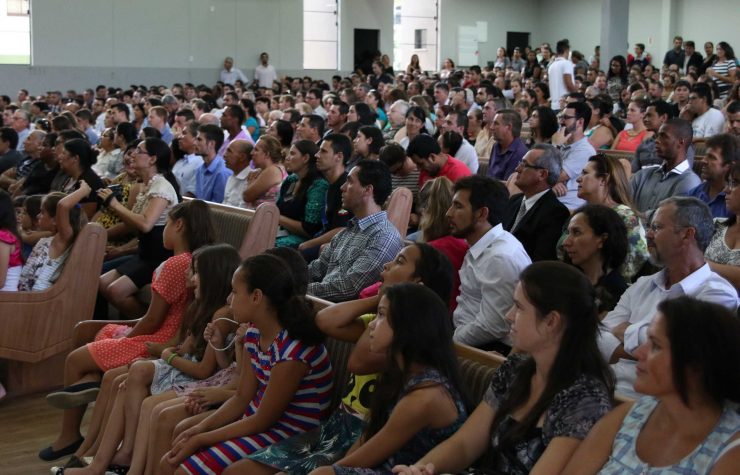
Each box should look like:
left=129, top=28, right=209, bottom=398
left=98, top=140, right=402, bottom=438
left=453, top=224, right=532, bottom=347
left=455, top=139, right=479, bottom=174
left=222, top=166, right=251, bottom=208
left=599, top=263, right=737, bottom=397
left=172, top=153, right=204, bottom=196
left=547, top=57, right=574, bottom=110
left=220, top=67, right=248, bottom=85
left=692, top=108, right=725, bottom=138
left=559, top=137, right=595, bottom=210
left=254, top=64, right=277, bottom=88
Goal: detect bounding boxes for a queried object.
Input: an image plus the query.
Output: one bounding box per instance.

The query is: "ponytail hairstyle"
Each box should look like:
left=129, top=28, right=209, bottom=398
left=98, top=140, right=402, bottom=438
left=179, top=244, right=241, bottom=360
left=0, top=190, right=21, bottom=251
left=63, top=138, right=98, bottom=170
left=364, top=283, right=465, bottom=440
left=407, top=242, right=455, bottom=307
left=42, top=191, right=86, bottom=242
left=489, top=261, right=614, bottom=452
left=143, top=137, right=181, bottom=200
left=23, top=194, right=44, bottom=227
left=238, top=253, right=323, bottom=345
left=167, top=199, right=216, bottom=252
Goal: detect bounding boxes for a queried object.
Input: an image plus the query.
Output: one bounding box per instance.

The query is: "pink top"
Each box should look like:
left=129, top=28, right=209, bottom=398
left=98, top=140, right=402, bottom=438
left=0, top=229, right=22, bottom=267
left=613, top=129, right=648, bottom=153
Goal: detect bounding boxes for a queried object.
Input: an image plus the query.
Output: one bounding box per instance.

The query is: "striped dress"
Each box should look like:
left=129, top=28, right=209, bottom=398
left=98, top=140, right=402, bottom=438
left=181, top=326, right=333, bottom=475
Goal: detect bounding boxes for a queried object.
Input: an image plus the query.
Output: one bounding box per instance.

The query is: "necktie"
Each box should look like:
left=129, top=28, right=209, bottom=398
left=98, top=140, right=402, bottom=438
left=512, top=199, right=528, bottom=231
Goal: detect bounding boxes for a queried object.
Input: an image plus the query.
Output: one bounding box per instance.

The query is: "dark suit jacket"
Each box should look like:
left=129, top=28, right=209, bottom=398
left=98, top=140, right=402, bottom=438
left=503, top=189, right=570, bottom=262
left=686, top=52, right=703, bottom=72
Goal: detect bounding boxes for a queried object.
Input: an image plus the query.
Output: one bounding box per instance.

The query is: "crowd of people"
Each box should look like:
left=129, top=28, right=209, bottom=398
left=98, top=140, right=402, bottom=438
left=0, top=36, right=739, bottom=474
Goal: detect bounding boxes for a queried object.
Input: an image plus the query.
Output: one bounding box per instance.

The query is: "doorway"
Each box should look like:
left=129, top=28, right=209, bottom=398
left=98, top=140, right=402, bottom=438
left=506, top=31, right=530, bottom=57
left=354, top=29, right=379, bottom=75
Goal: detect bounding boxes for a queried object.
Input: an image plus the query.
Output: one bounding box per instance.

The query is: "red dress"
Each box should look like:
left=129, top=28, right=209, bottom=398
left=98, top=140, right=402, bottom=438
left=88, top=252, right=192, bottom=371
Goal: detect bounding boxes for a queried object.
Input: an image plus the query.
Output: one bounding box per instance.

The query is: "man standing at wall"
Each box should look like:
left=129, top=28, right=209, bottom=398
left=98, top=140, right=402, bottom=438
left=253, top=52, right=277, bottom=89
left=548, top=39, right=577, bottom=112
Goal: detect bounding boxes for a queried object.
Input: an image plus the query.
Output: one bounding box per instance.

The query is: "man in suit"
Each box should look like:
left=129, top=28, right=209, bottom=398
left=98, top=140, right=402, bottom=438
left=504, top=144, right=570, bottom=261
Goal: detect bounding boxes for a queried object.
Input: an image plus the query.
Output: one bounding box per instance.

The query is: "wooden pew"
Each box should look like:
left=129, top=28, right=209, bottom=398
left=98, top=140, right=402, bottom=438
left=0, top=223, right=107, bottom=397
left=386, top=187, right=413, bottom=240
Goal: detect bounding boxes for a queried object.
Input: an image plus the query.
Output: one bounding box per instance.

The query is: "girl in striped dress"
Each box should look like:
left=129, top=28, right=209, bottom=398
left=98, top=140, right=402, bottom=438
left=162, top=253, right=333, bottom=475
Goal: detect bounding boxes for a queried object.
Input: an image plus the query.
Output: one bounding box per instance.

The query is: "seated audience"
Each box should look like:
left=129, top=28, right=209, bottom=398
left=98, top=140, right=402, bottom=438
left=689, top=83, right=725, bottom=140
left=585, top=97, right=615, bottom=149
left=450, top=176, right=531, bottom=350
left=706, top=160, right=740, bottom=290
left=553, top=102, right=596, bottom=210
left=407, top=134, right=471, bottom=188
left=172, top=122, right=204, bottom=198
left=276, top=140, right=328, bottom=247
left=611, top=98, right=650, bottom=152
left=563, top=297, right=740, bottom=474
left=563, top=204, right=629, bottom=314
left=397, top=106, right=427, bottom=150
left=685, top=133, right=739, bottom=217
left=394, top=261, right=614, bottom=475
left=221, top=139, right=253, bottom=208
left=630, top=119, right=701, bottom=215
left=195, top=123, right=232, bottom=203
left=379, top=143, right=420, bottom=206
left=307, top=159, right=403, bottom=302
left=349, top=125, right=384, bottom=168
left=486, top=109, right=528, bottom=181
left=631, top=99, right=690, bottom=172
left=57, top=138, right=106, bottom=218
left=504, top=144, right=570, bottom=261
left=437, top=110, right=478, bottom=174
left=526, top=106, right=559, bottom=147
left=17, top=194, right=51, bottom=257
left=92, top=128, right=123, bottom=180
left=599, top=196, right=737, bottom=398
left=0, top=127, right=22, bottom=174
left=93, top=142, right=141, bottom=246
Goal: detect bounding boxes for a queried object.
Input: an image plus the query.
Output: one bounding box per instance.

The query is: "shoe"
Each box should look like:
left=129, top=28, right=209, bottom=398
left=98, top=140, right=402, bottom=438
left=46, top=382, right=101, bottom=409
left=107, top=464, right=130, bottom=474
left=38, top=437, right=84, bottom=461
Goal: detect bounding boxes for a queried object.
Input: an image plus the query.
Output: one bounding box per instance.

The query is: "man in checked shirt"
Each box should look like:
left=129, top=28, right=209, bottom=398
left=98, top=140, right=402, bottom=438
left=307, top=159, right=403, bottom=302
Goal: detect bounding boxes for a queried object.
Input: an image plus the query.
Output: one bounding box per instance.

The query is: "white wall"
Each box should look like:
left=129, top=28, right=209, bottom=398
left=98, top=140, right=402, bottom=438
left=340, top=0, right=394, bottom=72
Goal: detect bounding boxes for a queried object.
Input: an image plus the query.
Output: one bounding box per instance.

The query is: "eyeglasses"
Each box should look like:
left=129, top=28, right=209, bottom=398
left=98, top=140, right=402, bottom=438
left=558, top=114, right=576, bottom=121
left=518, top=161, right=545, bottom=171
left=647, top=222, right=689, bottom=233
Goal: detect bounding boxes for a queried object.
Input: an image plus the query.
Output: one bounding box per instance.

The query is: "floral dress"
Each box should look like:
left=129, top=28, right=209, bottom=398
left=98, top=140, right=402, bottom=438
left=705, top=219, right=740, bottom=266
left=17, top=237, right=70, bottom=291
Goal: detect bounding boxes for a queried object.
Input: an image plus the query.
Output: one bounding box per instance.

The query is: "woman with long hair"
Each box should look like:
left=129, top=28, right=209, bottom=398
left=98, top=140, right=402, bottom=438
left=242, top=135, right=287, bottom=209
left=606, top=55, right=628, bottom=103
left=527, top=106, right=559, bottom=146
left=707, top=41, right=737, bottom=100
left=611, top=98, right=650, bottom=153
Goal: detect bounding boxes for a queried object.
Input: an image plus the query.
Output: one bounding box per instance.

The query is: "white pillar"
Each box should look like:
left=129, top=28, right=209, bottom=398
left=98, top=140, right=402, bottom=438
left=599, top=0, right=630, bottom=72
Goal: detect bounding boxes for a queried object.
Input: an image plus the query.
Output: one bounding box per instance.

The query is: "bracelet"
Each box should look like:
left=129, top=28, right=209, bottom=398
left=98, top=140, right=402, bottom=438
left=166, top=352, right=178, bottom=365
left=104, top=194, right=114, bottom=206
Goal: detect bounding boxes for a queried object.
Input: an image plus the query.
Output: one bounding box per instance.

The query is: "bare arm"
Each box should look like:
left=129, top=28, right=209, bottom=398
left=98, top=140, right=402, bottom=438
left=242, top=166, right=284, bottom=204
left=56, top=182, right=92, bottom=247
left=98, top=187, right=169, bottom=234
left=0, top=242, right=10, bottom=288
left=315, top=295, right=380, bottom=342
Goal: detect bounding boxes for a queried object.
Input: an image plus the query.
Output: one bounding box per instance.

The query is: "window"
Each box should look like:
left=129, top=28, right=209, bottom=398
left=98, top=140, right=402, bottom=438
left=393, top=0, right=439, bottom=72
left=303, top=0, right=339, bottom=70
left=0, top=0, right=31, bottom=64
left=6, top=0, right=29, bottom=16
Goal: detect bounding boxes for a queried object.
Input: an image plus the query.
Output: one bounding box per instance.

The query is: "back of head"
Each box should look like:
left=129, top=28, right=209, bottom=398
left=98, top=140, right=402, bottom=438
left=556, top=39, right=570, bottom=55
left=274, top=120, right=294, bottom=147
left=379, top=143, right=407, bottom=170
left=354, top=159, right=393, bottom=206
left=265, top=247, right=309, bottom=295
left=0, top=127, right=19, bottom=150
left=439, top=131, right=463, bottom=156
left=64, top=138, right=98, bottom=169
left=453, top=175, right=509, bottom=227
left=497, top=109, right=523, bottom=138
left=533, top=106, right=559, bottom=140
left=409, top=242, right=455, bottom=306
left=0, top=189, right=19, bottom=239
left=43, top=191, right=87, bottom=242
left=406, top=133, right=440, bottom=160
left=116, top=122, right=138, bottom=145
left=658, top=297, right=740, bottom=405
left=354, top=102, right=376, bottom=126
left=168, top=199, right=216, bottom=252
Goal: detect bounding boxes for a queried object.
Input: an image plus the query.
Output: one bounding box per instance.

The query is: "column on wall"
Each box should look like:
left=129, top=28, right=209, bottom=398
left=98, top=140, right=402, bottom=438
left=599, top=0, right=629, bottom=72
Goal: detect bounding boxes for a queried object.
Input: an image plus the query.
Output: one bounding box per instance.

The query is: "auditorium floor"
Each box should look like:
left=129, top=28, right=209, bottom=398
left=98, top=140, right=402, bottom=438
left=0, top=394, right=92, bottom=475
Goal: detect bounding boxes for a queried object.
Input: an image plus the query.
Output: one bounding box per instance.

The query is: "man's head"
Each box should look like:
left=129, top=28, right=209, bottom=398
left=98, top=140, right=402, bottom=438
left=684, top=40, right=695, bottom=57
left=689, top=83, right=712, bottom=114
left=260, top=52, right=269, bottom=65
left=178, top=121, right=200, bottom=154
left=648, top=81, right=664, bottom=100
left=673, top=80, right=691, bottom=104
left=23, top=130, right=46, bottom=157
left=447, top=175, right=509, bottom=239
left=406, top=134, right=448, bottom=176
left=635, top=43, right=645, bottom=56
left=220, top=104, right=245, bottom=132
left=655, top=118, right=693, bottom=161
left=673, top=36, right=683, bottom=52
left=223, top=139, right=253, bottom=174
left=341, top=159, right=392, bottom=212
left=560, top=102, right=591, bottom=142
left=297, top=114, right=324, bottom=141
left=701, top=134, right=739, bottom=183
left=433, top=82, right=449, bottom=106
left=327, top=101, right=349, bottom=129
left=514, top=144, right=562, bottom=193
left=305, top=88, right=323, bottom=110
left=0, top=127, right=19, bottom=154
left=11, top=109, right=30, bottom=132
left=647, top=196, right=712, bottom=267
left=147, top=106, right=168, bottom=130
left=379, top=143, right=416, bottom=177
left=643, top=100, right=674, bottom=132
left=316, top=133, right=351, bottom=173
left=556, top=38, right=570, bottom=56
left=728, top=101, right=740, bottom=137
left=196, top=123, right=224, bottom=159
left=223, top=56, right=234, bottom=71
left=483, top=98, right=507, bottom=126
left=491, top=109, right=522, bottom=143
left=440, top=110, right=467, bottom=135
left=111, top=103, right=130, bottom=124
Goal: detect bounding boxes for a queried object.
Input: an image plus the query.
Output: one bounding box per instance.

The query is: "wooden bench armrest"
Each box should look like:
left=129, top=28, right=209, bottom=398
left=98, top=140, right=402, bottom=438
left=72, top=319, right=140, bottom=348
left=454, top=342, right=507, bottom=368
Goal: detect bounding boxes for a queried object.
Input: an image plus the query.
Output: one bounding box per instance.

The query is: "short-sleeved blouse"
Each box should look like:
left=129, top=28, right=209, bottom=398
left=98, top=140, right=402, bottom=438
left=275, top=174, right=329, bottom=247
left=614, top=129, right=649, bottom=153
left=483, top=354, right=612, bottom=475
left=0, top=229, right=22, bottom=267
left=87, top=252, right=192, bottom=371
left=706, top=219, right=740, bottom=266
left=131, top=174, right=178, bottom=226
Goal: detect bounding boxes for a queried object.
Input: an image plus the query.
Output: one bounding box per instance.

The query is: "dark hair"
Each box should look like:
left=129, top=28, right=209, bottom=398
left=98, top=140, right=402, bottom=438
left=0, top=127, right=19, bottom=150
left=115, top=122, right=138, bottom=146
left=379, top=143, right=407, bottom=171
left=0, top=190, right=21, bottom=251
left=354, top=159, right=393, bottom=206
left=408, top=243, right=455, bottom=306
left=302, top=113, right=325, bottom=137
left=706, top=133, right=739, bottom=166
left=491, top=261, right=614, bottom=452
left=648, top=99, right=675, bottom=119
left=717, top=41, right=736, bottom=60
left=197, top=123, right=225, bottom=153
left=167, top=199, right=215, bottom=251
left=588, top=97, right=611, bottom=119
left=569, top=204, right=628, bottom=271
left=265, top=247, right=309, bottom=295
left=440, top=130, right=463, bottom=156
left=142, top=137, right=181, bottom=200
left=111, top=103, right=130, bottom=120
left=692, top=82, right=713, bottom=105
left=658, top=297, right=740, bottom=405
left=225, top=104, right=246, bottom=125
left=340, top=121, right=361, bottom=141
left=353, top=102, right=377, bottom=126
left=358, top=126, right=385, bottom=155
left=556, top=38, right=570, bottom=55
left=141, top=126, right=162, bottom=140
left=237, top=253, right=323, bottom=345
left=406, top=133, right=440, bottom=160
left=63, top=138, right=98, bottom=170
left=273, top=119, right=294, bottom=147
left=180, top=244, right=241, bottom=360
left=566, top=101, right=592, bottom=129
left=534, top=82, right=550, bottom=100
left=453, top=175, right=509, bottom=227
left=23, top=194, right=44, bottom=226
left=324, top=133, right=352, bottom=164
left=405, top=106, right=428, bottom=132
left=607, top=55, right=628, bottom=83
left=364, top=283, right=465, bottom=439
left=531, top=106, right=559, bottom=141
left=43, top=192, right=85, bottom=242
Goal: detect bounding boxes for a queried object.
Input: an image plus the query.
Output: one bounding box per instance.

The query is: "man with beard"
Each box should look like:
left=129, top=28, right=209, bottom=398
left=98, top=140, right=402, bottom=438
left=599, top=196, right=737, bottom=398
left=448, top=175, right=531, bottom=351
left=630, top=118, right=701, bottom=215
left=552, top=102, right=595, bottom=210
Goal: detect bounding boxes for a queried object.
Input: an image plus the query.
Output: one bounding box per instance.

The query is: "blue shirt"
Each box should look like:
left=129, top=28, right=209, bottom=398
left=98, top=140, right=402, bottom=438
left=685, top=182, right=730, bottom=218
left=195, top=156, right=232, bottom=203
left=160, top=124, right=174, bottom=145
left=486, top=137, right=528, bottom=181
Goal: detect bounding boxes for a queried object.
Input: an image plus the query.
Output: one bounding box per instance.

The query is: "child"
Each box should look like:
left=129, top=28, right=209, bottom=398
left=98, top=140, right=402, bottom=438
left=315, top=284, right=468, bottom=474
left=161, top=253, right=333, bottom=475
left=40, top=199, right=215, bottom=463
left=56, top=243, right=241, bottom=475
left=18, top=187, right=88, bottom=292
left=16, top=194, right=52, bottom=259
left=0, top=189, right=23, bottom=291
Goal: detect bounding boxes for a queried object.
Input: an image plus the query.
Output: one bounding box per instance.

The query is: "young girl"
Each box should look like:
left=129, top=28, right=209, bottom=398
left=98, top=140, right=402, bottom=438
left=313, top=284, right=468, bottom=474
left=161, top=253, right=333, bottom=475
left=56, top=243, right=241, bottom=475
left=16, top=194, right=52, bottom=258
left=0, top=189, right=23, bottom=291
left=17, top=187, right=87, bottom=292
left=40, top=200, right=214, bottom=463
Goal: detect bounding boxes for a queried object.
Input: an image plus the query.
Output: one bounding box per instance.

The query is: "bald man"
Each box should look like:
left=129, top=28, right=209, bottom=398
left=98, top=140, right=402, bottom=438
left=222, top=139, right=254, bottom=208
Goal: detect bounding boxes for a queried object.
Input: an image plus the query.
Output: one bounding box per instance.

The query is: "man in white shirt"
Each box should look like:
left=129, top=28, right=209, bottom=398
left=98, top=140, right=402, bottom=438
left=173, top=122, right=204, bottom=197
left=689, top=83, right=725, bottom=140
left=219, top=56, right=248, bottom=85
left=599, top=196, right=737, bottom=398
left=552, top=102, right=596, bottom=210
left=547, top=39, right=577, bottom=111
left=439, top=110, right=478, bottom=173
left=253, top=52, right=277, bottom=89
left=448, top=175, right=532, bottom=351
left=222, top=139, right=254, bottom=208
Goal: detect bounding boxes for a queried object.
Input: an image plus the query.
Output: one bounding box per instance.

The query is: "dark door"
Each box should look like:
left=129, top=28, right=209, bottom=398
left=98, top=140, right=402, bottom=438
left=506, top=32, right=530, bottom=57
left=355, top=29, right=379, bottom=75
